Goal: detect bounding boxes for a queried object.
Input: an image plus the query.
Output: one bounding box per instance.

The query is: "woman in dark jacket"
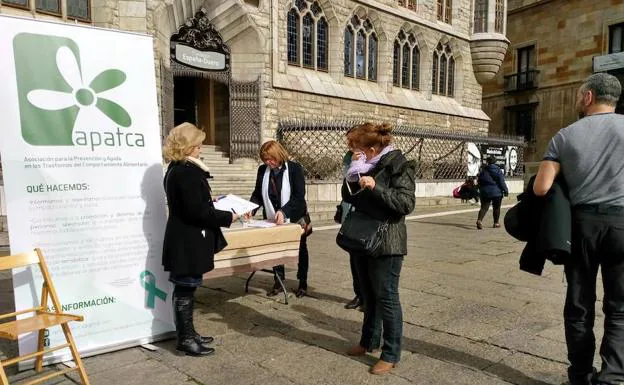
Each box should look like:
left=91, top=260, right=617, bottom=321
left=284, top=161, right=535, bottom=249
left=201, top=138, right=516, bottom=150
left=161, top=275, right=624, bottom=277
left=249, top=140, right=309, bottom=298
left=476, top=156, right=509, bottom=229
left=341, top=122, right=416, bottom=375
left=162, top=122, right=239, bottom=356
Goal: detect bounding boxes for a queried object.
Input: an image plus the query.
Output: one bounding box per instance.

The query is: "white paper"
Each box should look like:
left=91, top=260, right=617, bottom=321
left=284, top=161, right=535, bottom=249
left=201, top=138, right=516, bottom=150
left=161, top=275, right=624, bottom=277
left=214, top=194, right=259, bottom=215
left=245, top=220, right=276, bottom=228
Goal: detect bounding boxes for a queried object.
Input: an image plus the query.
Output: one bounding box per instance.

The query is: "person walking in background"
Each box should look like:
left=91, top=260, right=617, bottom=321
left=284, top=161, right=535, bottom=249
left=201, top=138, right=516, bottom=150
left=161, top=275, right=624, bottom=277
left=453, top=177, right=479, bottom=204
left=341, top=122, right=416, bottom=375
left=162, top=122, right=240, bottom=356
left=334, top=150, right=362, bottom=311
left=534, top=73, right=624, bottom=385
left=250, top=140, right=310, bottom=298
left=476, top=156, right=508, bottom=229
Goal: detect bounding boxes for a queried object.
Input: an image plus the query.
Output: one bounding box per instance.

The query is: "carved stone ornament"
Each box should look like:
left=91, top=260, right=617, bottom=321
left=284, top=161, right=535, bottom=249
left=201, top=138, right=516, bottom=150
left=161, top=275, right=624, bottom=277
left=170, top=8, right=231, bottom=54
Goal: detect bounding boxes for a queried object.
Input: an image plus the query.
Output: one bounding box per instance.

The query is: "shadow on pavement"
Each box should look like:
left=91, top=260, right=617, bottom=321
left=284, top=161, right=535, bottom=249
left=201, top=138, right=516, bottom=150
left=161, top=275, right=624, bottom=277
left=290, top=304, right=554, bottom=385
left=413, top=220, right=476, bottom=230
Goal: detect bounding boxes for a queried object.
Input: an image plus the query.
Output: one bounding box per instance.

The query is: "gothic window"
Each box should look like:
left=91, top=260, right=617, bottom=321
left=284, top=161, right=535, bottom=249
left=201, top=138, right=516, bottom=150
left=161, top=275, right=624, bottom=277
left=67, top=0, right=90, bottom=20
left=392, top=30, right=420, bottom=90
left=344, top=27, right=354, bottom=77
left=36, top=0, right=60, bottom=14
left=473, top=0, right=487, bottom=33
left=1, top=0, right=28, bottom=8
left=495, top=0, right=504, bottom=33
left=411, top=46, right=420, bottom=90
left=344, top=15, right=378, bottom=82
left=393, top=42, right=400, bottom=86
left=287, top=0, right=329, bottom=71
left=437, top=0, right=452, bottom=24
left=398, top=0, right=416, bottom=11
left=287, top=9, right=299, bottom=64
left=317, top=18, right=328, bottom=70
left=432, top=43, right=455, bottom=97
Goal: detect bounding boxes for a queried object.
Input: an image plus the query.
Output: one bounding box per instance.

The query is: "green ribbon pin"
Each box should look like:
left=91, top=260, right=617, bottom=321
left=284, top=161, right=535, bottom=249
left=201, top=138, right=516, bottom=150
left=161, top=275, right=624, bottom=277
left=140, top=270, right=167, bottom=309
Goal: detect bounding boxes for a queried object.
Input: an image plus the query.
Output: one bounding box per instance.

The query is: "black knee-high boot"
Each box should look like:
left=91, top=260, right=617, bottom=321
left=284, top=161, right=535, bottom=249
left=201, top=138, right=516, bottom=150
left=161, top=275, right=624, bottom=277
left=174, top=294, right=214, bottom=356
left=172, top=288, right=214, bottom=346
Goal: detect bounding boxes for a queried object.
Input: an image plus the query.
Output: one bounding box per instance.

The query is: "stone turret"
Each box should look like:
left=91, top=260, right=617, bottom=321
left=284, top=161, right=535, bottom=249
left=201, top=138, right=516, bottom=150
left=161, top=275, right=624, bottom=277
left=470, top=0, right=510, bottom=84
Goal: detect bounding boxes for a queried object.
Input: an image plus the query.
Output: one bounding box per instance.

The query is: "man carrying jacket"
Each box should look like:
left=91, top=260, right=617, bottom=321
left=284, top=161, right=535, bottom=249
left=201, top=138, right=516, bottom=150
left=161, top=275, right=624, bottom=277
left=534, top=73, right=624, bottom=385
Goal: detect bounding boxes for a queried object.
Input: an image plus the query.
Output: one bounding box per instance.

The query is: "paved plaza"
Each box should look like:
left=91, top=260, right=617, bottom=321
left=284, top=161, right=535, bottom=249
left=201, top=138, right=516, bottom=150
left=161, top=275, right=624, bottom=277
left=1, top=206, right=603, bottom=385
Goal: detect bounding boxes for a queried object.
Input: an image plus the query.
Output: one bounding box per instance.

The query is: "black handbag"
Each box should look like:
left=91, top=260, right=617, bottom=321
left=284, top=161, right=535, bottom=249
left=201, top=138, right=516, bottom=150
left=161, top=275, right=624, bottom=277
left=336, top=209, right=388, bottom=257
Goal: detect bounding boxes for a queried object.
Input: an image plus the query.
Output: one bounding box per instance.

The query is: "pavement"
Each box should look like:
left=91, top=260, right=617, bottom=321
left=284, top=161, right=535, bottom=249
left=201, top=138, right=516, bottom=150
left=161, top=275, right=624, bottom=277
left=0, top=205, right=605, bottom=385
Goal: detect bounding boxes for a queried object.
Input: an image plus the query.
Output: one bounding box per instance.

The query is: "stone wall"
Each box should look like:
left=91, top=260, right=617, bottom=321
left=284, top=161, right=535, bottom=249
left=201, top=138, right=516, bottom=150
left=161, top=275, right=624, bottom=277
left=481, top=0, right=624, bottom=162
left=266, top=0, right=486, bottom=137
left=274, top=88, right=489, bottom=134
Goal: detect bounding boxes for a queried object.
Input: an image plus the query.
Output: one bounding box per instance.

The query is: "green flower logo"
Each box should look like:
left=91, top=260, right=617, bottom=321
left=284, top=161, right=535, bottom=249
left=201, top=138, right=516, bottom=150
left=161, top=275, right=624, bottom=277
left=13, top=33, right=133, bottom=146
left=28, top=46, right=131, bottom=128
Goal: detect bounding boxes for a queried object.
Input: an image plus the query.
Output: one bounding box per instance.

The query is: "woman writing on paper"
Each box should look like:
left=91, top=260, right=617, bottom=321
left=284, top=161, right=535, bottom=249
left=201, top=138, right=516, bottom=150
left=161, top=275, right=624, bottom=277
left=341, top=123, right=416, bottom=375
left=249, top=140, right=310, bottom=298
left=162, top=122, right=240, bottom=357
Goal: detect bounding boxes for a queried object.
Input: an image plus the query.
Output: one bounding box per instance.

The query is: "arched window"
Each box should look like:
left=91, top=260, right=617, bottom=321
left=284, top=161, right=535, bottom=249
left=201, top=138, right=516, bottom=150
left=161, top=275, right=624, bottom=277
left=287, top=0, right=329, bottom=71
left=437, top=0, right=452, bottom=24
left=473, top=0, right=487, bottom=33
left=432, top=43, right=455, bottom=97
left=344, top=27, right=354, bottom=77
left=392, top=30, right=420, bottom=90
left=344, top=15, right=378, bottom=82
left=495, top=0, right=504, bottom=33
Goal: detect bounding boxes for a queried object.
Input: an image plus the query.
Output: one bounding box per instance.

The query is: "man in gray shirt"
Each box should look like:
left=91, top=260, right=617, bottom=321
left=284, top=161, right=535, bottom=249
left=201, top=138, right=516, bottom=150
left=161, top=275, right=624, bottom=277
left=534, top=72, right=624, bottom=385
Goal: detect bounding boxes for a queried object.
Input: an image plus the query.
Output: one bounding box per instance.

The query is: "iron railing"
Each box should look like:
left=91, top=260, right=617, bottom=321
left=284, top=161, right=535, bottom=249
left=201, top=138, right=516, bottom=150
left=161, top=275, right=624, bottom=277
left=504, top=69, right=540, bottom=92
left=277, top=119, right=526, bottom=181
left=230, top=78, right=262, bottom=162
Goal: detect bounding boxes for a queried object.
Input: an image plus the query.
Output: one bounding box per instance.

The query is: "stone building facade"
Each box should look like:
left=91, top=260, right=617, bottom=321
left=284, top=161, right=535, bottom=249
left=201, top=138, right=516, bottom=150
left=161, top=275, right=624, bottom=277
left=481, top=0, right=624, bottom=163
left=0, top=0, right=509, bottom=160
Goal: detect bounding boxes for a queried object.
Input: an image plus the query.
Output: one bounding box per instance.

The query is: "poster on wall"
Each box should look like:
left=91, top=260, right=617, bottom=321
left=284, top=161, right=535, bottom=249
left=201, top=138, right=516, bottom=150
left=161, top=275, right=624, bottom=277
left=480, top=145, right=506, bottom=169
left=466, top=143, right=481, bottom=177
left=0, top=16, right=174, bottom=364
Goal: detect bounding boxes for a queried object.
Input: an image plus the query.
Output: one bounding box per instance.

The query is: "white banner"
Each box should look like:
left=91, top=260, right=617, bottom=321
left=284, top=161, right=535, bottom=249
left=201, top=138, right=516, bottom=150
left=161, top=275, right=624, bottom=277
left=0, top=16, right=174, bottom=364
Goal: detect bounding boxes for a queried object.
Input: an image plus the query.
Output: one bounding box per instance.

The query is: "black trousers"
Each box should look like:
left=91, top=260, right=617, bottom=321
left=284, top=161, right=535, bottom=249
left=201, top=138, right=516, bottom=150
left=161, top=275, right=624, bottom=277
left=350, top=253, right=361, bottom=297
left=274, top=235, right=309, bottom=286
left=565, top=206, right=624, bottom=385
left=477, top=196, right=503, bottom=223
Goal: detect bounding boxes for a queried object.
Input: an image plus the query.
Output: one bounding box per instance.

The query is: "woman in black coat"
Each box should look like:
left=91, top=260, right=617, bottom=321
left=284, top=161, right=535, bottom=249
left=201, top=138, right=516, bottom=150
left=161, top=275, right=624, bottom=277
left=249, top=140, right=309, bottom=297
left=476, top=156, right=509, bottom=229
left=341, top=123, right=416, bottom=375
left=162, top=122, right=239, bottom=356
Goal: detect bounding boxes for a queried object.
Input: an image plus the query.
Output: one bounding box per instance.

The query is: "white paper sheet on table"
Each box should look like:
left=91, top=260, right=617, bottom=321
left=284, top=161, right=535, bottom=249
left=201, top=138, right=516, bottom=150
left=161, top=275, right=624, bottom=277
left=213, top=194, right=259, bottom=215
left=245, top=220, right=276, bottom=228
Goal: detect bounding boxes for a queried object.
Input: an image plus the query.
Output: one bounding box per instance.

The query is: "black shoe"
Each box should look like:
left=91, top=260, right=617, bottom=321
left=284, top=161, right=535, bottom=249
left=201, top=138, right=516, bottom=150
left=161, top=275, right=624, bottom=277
left=295, top=280, right=308, bottom=298
left=174, top=296, right=215, bottom=356
left=295, top=287, right=307, bottom=298
left=267, top=282, right=282, bottom=297
left=345, top=296, right=362, bottom=309
left=177, top=337, right=215, bottom=356
left=194, top=333, right=214, bottom=345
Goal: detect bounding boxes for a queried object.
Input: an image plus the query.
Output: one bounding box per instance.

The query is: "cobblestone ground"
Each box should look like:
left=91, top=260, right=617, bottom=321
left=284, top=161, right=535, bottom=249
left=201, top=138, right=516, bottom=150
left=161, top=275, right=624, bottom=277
left=1, top=207, right=605, bottom=385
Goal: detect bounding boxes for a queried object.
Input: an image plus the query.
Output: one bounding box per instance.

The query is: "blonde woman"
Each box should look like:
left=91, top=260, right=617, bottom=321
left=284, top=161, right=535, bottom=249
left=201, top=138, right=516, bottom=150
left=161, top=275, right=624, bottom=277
left=249, top=140, right=310, bottom=297
left=162, top=122, right=239, bottom=356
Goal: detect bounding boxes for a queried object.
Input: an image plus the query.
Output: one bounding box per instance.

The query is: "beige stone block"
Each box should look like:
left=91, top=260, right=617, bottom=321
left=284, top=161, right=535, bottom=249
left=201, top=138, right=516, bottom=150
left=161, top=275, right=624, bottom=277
left=306, top=185, right=318, bottom=201
left=119, top=1, right=146, bottom=17
left=119, top=16, right=146, bottom=31
left=317, top=184, right=333, bottom=201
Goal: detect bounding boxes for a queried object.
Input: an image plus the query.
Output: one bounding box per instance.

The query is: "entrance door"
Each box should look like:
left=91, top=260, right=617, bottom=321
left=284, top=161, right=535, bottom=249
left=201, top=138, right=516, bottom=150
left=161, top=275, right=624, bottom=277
left=173, top=77, right=229, bottom=146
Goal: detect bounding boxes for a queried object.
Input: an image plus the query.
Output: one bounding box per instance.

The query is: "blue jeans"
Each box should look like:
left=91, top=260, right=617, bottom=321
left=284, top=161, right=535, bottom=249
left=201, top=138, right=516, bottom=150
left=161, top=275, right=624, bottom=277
left=354, top=254, right=403, bottom=363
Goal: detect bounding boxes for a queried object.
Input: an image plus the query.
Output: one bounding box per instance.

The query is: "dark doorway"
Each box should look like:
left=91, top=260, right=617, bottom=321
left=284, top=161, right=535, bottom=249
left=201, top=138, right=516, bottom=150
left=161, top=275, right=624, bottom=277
left=173, top=77, right=196, bottom=127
